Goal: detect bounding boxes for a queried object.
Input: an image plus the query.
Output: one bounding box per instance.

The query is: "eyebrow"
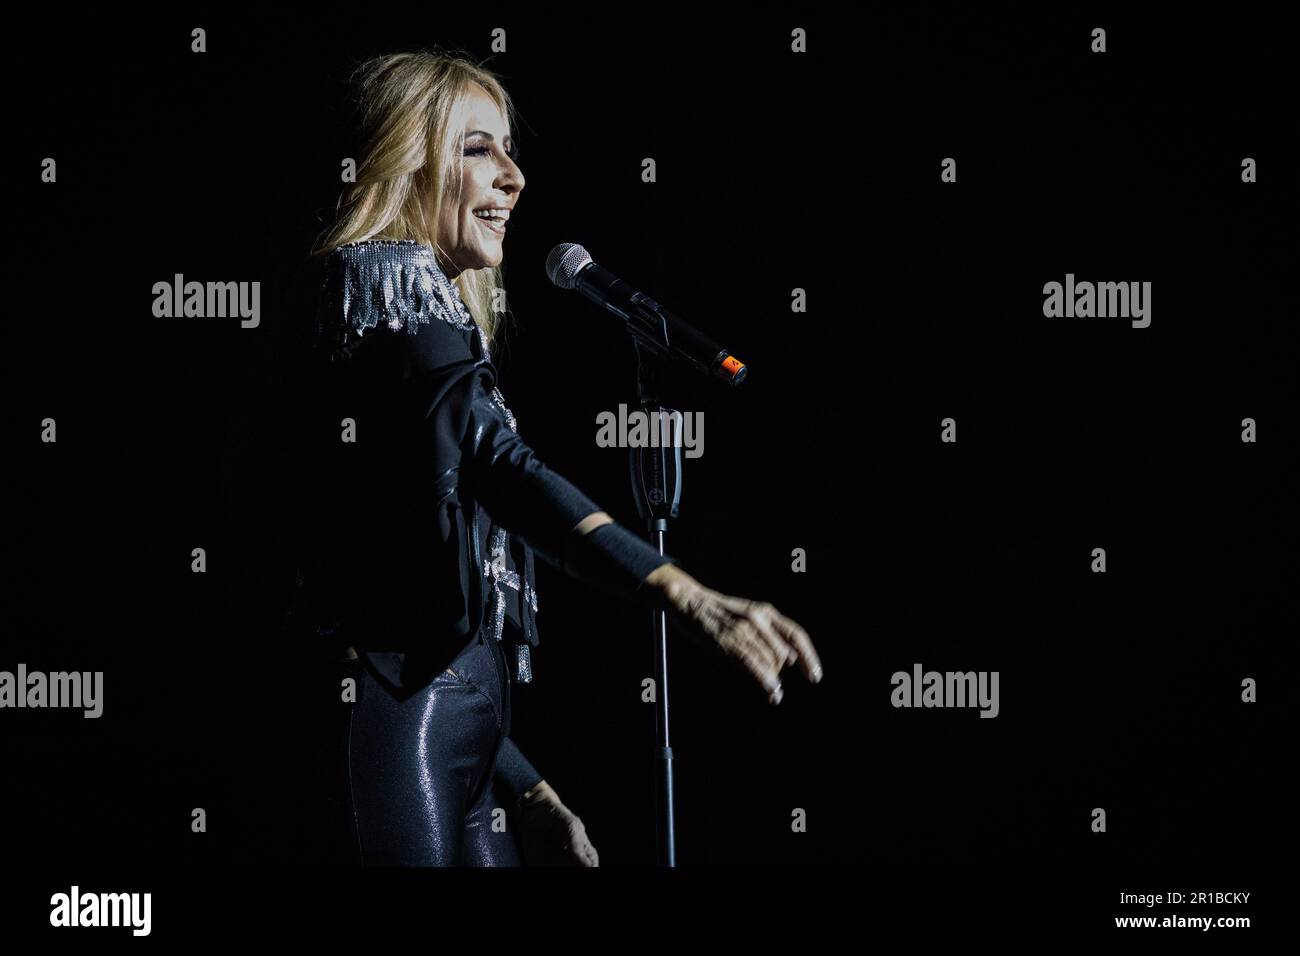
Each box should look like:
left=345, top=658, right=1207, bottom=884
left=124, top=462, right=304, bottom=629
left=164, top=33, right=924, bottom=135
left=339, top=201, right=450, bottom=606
left=466, top=130, right=514, bottom=149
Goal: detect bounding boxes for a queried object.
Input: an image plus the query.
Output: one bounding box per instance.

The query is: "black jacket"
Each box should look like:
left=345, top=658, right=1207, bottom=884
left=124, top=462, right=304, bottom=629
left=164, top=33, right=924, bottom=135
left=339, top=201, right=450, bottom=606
left=293, top=236, right=610, bottom=685
left=288, top=239, right=670, bottom=797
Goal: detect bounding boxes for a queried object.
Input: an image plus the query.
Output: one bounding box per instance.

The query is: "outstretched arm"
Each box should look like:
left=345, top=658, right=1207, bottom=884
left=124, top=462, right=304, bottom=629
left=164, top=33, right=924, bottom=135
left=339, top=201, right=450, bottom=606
left=354, top=303, right=826, bottom=703
left=459, top=386, right=824, bottom=704
left=457, top=384, right=675, bottom=599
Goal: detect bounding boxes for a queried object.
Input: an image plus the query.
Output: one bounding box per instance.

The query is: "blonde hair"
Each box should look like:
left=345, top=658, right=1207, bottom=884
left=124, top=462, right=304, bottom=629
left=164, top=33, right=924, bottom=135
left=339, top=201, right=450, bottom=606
left=312, top=49, right=517, bottom=346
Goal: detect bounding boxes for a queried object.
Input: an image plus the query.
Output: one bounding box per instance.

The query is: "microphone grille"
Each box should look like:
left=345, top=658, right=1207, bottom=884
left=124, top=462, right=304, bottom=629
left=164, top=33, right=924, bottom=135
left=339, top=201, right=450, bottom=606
left=545, top=243, right=593, bottom=290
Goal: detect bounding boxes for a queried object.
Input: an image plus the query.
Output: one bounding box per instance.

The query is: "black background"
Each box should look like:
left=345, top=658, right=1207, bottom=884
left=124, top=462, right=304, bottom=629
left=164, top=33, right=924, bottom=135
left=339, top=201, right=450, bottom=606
left=5, top=4, right=1293, bottom=932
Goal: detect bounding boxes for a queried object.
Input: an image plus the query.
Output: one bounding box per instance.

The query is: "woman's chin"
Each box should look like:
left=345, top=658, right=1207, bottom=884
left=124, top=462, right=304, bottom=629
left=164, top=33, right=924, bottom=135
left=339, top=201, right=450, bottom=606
left=475, top=247, right=505, bottom=268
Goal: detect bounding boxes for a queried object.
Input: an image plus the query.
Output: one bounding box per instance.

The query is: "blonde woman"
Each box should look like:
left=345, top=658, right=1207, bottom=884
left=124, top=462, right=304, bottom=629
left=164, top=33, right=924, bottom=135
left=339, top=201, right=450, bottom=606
left=292, top=50, right=822, bottom=866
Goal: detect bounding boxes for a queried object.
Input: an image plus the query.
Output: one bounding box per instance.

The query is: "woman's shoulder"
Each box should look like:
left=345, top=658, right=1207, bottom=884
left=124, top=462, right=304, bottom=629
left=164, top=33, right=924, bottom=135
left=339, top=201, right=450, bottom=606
left=313, top=239, right=480, bottom=353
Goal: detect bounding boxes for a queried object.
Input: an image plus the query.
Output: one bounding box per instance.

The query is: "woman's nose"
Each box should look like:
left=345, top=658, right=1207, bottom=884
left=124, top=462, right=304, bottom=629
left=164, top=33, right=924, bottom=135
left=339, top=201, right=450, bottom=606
left=499, top=158, right=524, bottom=193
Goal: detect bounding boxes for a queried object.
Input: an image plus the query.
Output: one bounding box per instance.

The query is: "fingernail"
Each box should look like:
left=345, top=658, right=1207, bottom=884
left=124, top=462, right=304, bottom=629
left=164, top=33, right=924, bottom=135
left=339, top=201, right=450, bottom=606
left=811, top=666, right=823, bottom=683
left=772, top=685, right=783, bottom=704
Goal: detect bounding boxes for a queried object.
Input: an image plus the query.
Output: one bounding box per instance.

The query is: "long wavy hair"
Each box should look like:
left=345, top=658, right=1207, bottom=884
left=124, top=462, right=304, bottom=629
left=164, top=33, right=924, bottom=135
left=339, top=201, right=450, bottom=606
left=312, top=49, right=517, bottom=346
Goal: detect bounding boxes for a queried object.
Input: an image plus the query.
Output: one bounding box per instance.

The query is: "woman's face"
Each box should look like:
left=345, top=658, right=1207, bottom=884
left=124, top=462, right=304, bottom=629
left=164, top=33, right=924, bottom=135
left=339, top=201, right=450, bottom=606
left=438, top=85, right=524, bottom=277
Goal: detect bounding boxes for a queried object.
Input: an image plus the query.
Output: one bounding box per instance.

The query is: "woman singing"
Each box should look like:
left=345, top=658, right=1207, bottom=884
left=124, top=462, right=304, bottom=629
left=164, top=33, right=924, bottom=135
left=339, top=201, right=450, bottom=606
left=290, top=49, right=822, bottom=867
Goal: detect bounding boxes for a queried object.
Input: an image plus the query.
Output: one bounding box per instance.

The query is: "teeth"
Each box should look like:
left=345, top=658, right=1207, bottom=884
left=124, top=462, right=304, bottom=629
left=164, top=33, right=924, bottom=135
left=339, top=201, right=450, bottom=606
left=473, top=209, right=509, bottom=221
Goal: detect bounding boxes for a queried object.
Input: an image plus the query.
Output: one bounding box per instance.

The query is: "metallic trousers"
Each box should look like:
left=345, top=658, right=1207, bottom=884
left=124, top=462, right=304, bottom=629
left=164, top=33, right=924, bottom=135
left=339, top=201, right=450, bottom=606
left=341, top=629, right=521, bottom=865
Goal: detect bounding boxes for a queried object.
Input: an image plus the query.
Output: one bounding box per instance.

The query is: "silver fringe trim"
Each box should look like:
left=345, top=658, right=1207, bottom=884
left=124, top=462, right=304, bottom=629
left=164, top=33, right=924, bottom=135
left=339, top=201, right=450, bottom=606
left=483, top=527, right=520, bottom=643
left=314, top=239, right=477, bottom=350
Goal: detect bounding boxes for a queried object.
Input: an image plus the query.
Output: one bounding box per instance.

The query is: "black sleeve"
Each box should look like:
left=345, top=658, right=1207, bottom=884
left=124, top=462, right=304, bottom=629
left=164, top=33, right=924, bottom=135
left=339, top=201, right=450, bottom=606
left=339, top=300, right=675, bottom=603
left=460, top=385, right=600, bottom=564
left=459, top=386, right=677, bottom=601
left=493, top=735, right=544, bottom=803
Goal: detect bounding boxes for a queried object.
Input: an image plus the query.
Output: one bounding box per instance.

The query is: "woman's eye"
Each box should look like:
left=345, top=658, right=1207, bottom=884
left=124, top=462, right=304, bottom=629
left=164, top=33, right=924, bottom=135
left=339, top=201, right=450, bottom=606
left=464, top=144, right=520, bottom=161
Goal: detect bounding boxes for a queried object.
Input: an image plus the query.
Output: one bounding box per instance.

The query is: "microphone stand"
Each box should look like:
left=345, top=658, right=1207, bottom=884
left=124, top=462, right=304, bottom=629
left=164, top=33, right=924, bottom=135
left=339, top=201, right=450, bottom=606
left=625, top=306, right=684, bottom=867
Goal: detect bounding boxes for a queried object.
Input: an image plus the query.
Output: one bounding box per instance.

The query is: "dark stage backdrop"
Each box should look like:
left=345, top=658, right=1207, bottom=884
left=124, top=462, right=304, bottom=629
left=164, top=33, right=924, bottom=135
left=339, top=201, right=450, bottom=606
left=6, top=5, right=1293, bottom=932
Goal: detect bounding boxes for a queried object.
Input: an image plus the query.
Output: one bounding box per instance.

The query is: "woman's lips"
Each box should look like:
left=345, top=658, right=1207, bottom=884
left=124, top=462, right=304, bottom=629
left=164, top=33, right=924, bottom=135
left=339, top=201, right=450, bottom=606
left=475, top=216, right=506, bottom=236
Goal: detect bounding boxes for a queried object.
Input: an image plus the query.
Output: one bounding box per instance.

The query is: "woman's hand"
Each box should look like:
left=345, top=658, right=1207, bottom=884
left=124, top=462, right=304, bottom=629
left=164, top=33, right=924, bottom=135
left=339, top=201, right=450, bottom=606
left=643, top=564, right=823, bottom=705
left=513, top=781, right=599, bottom=866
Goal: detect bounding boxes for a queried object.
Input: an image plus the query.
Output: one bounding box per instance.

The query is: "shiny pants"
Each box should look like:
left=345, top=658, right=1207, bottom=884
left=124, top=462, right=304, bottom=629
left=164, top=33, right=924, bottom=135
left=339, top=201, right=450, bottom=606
left=342, top=631, right=521, bottom=865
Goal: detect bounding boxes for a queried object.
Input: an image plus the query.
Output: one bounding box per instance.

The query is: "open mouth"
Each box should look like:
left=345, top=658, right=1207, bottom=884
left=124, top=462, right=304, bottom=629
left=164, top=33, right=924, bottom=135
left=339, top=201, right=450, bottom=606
left=473, top=208, right=509, bottom=236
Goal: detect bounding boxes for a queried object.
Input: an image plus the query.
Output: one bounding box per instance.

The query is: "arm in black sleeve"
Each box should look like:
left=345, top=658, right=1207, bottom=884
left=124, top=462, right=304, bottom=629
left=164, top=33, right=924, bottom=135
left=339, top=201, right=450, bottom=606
left=493, top=735, right=544, bottom=803
left=350, top=295, right=677, bottom=603
left=460, top=383, right=676, bottom=601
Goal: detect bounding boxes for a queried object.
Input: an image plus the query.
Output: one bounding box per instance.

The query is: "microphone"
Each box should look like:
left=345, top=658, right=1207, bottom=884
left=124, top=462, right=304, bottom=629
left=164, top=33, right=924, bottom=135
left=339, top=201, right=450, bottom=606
left=545, top=243, right=747, bottom=386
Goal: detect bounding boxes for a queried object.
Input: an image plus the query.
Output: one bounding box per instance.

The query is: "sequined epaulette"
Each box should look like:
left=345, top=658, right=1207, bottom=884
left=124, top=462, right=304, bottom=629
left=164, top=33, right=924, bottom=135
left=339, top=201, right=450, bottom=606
left=312, top=238, right=479, bottom=351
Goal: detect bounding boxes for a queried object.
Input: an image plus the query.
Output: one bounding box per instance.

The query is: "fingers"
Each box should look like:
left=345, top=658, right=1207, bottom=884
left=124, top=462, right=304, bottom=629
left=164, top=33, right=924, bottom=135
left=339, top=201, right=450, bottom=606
left=578, top=834, right=598, bottom=867
left=568, top=820, right=598, bottom=866
left=747, top=601, right=798, bottom=670
left=692, top=591, right=824, bottom=703
left=729, top=627, right=784, bottom=703
left=769, top=610, right=822, bottom=683
left=741, top=601, right=823, bottom=696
